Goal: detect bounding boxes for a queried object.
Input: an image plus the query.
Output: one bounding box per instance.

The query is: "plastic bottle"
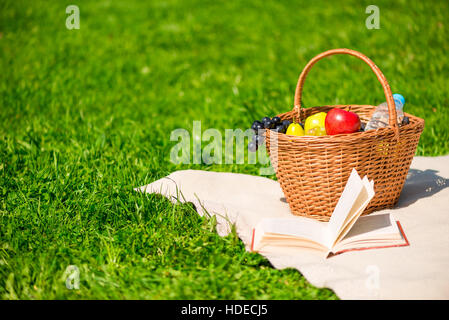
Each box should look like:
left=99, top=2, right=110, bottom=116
left=365, top=94, right=405, bottom=131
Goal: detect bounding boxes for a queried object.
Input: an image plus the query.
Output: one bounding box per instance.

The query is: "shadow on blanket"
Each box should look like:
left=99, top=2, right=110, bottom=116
left=397, top=168, right=449, bottom=208
left=278, top=168, right=449, bottom=210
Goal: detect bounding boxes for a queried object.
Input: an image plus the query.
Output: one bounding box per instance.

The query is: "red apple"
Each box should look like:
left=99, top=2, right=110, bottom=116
left=325, top=108, right=361, bottom=135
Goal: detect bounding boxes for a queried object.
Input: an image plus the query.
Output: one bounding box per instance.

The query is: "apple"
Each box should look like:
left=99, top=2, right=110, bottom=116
left=325, top=108, right=361, bottom=135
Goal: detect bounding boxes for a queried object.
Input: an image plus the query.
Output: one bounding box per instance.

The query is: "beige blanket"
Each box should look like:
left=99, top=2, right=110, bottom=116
left=136, top=155, right=449, bottom=300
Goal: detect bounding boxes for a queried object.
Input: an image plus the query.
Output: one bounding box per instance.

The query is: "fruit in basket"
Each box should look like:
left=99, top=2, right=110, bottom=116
left=401, top=116, right=410, bottom=126
left=254, top=134, right=265, bottom=145
left=252, top=121, right=264, bottom=134
left=251, top=120, right=262, bottom=132
left=306, top=127, right=327, bottom=136
left=304, top=112, right=327, bottom=136
left=325, top=108, right=361, bottom=135
left=249, top=134, right=266, bottom=152
left=285, top=123, right=305, bottom=136
left=359, top=122, right=366, bottom=132
left=248, top=141, right=257, bottom=152
left=262, top=117, right=277, bottom=129
left=272, top=116, right=281, bottom=125
left=263, top=119, right=274, bottom=129
left=272, top=123, right=287, bottom=133
left=282, top=119, right=292, bottom=127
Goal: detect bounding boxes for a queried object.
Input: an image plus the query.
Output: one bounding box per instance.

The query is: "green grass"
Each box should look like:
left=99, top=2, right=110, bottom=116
left=0, top=0, right=448, bottom=299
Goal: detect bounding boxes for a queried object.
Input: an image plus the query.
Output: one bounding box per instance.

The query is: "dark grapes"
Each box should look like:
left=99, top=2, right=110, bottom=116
left=282, top=119, right=292, bottom=127
left=274, top=124, right=286, bottom=133
left=264, top=119, right=274, bottom=129
left=255, top=135, right=265, bottom=145
left=272, top=116, right=281, bottom=125
left=261, top=117, right=271, bottom=124
left=248, top=141, right=257, bottom=152
left=251, top=120, right=262, bottom=132
left=402, top=116, right=410, bottom=126
left=359, top=122, right=366, bottom=132
left=254, top=122, right=264, bottom=133
left=248, top=115, right=278, bottom=151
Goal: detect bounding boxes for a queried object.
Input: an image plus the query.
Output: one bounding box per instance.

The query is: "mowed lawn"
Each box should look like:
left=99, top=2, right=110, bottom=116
left=1, top=0, right=448, bottom=299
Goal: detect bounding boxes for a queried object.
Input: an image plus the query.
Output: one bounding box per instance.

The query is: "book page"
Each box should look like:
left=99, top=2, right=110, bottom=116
left=325, top=169, right=365, bottom=247
left=336, top=214, right=400, bottom=244
left=328, top=177, right=375, bottom=248
left=253, top=217, right=328, bottom=251
left=332, top=214, right=405, bottom=253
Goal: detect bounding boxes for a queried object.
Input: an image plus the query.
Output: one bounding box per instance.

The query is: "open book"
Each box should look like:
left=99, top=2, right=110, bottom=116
left=251, top=169, right=409, bottom=258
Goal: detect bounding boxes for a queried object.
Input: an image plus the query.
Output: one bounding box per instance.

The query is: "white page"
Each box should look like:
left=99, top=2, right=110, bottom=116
left=331, top=213, right=403, bottom=252
left=339, top=213, right=400, bottom=243
left=253, top=216, right=327, bottom=250
left=328, top=177, right=375, bottom=249
left=325, top=169, right=364, bottom=247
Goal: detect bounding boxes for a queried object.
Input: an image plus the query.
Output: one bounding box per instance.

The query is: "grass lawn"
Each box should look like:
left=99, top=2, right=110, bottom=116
left=0, top=0, right=448, bottom=299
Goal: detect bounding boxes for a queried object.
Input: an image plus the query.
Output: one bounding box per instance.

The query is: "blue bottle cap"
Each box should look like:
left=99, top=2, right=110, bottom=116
left=393, top=93, right=405, bottom=107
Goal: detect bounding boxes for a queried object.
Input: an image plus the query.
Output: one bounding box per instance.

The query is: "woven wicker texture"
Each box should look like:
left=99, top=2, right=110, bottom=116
left=265, top=49, right=424, bottom=221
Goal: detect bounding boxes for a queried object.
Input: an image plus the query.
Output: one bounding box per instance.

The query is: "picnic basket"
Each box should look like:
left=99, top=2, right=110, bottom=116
left=265, top=48, right=425, bottom=222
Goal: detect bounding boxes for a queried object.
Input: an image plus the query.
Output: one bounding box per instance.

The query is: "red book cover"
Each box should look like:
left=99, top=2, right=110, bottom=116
left=332, top=221, right=409, bottom=256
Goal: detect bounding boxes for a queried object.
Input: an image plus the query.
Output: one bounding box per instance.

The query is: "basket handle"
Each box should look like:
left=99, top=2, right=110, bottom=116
left=293, top=48, right=399, bottom=138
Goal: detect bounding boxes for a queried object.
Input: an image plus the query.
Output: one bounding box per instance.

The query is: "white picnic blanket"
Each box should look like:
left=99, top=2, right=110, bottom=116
left=135, top=155, right=449, bottom=299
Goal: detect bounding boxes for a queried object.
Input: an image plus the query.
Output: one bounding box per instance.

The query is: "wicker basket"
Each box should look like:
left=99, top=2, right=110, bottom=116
left=265, top=48, right=425, bottom=222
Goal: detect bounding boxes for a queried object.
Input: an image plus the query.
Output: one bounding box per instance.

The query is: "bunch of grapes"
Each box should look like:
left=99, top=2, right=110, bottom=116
left=248, top=116, right=292, bottom=152
left=401, top=116, right=410, bottom=126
